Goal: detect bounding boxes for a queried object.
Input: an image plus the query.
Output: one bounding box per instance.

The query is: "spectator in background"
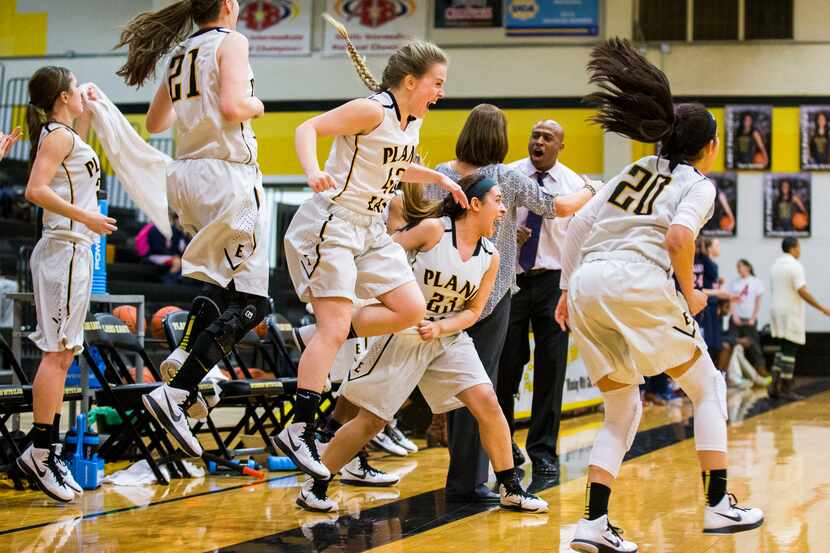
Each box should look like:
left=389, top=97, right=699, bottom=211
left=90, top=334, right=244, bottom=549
left=136, top=217, right=189, bottom=284
left=694, top=238, right=737, bottom=371
left=727, top=259, right=767, bottom=375
left=769, top=237, right=830, bottom=400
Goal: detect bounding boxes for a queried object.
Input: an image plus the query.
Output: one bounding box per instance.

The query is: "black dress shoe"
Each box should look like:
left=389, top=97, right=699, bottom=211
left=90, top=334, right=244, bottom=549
left=532, top=457, right=560, bottom=477
left=511, top=441, right=526, bottom=467
left=446, top=484, right=500, bottom=503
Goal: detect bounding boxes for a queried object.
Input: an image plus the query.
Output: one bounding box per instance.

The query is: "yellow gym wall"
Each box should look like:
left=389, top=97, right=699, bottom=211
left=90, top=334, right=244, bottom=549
left=248, top=108, right=605, bottom=176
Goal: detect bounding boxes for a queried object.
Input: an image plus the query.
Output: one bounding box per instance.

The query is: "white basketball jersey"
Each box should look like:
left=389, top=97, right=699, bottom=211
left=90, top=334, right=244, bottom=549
left=581, top=155, right=716, bottom=272
left=39, top=123, right=100, bottom=243
left=322, top=91, right=422, bottom=216
left=411, top=217, right=495, bottom=321
left=167, top=27, right=257, bottom=164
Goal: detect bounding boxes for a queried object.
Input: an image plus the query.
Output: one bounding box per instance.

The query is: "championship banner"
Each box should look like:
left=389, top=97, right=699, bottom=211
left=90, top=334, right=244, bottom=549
left=324, top=0, right=428, bottom=56
left=505, top=0, right=599, bottom=37
left=434, top=0, right=503, bottom=28
left=238, top=1, right=312, bottom=57
left=800, top=105, right=830, bottom=170
left=763, top=173, right=811, bottom=238
left=702, top=173, right=738, bottom=238
left=514, top=334, right=601, bottom=421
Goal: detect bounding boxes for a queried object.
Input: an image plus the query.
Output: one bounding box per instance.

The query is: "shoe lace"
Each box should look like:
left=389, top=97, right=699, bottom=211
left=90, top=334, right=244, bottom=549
left=302, top=424, right=322, bottom=462
left=46, top=449, right=67, bottom=487
left=310, top=478, right=331, bottom=500
left=357, top=450, right=382, bottom=476
left=607, top=522, right=625, bottom=540
left=727, top=492, right=750, bottom=512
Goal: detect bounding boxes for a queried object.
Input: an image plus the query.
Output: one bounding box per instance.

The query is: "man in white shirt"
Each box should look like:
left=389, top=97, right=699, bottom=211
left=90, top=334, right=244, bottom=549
left=769, top=237, right=830, bottom=400
left=497, top=120, right=584, bottom=478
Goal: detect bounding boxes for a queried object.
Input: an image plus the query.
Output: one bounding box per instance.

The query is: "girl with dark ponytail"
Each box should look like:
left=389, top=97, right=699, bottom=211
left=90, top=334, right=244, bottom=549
left=117, top=0, right=272, bottom=460
left=18, top=66, right=117, bottom=503
left=556, top=39, right=763, bottom=552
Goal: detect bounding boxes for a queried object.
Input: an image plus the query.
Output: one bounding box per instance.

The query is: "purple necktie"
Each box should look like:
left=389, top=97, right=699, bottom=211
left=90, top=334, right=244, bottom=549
left=518, top=172, right=546, bottom=272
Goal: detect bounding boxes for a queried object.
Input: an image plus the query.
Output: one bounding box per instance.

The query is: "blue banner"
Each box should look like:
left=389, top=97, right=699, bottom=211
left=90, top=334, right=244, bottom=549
left=505, top=0, right=599, bottom=36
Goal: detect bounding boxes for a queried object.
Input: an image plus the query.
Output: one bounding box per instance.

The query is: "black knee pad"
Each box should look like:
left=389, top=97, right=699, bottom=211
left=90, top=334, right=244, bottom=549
left=200, top=282, right=234, bottom=313
left=203, top=294, right=270, bottom=355
left=178, top=295, right=221, bottom=351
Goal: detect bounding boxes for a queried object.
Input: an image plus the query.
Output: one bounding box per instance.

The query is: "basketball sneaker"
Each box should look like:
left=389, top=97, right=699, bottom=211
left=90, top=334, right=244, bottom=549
left=383, top=420, right=418, bottom=453
left=703, top=493, right=764, bottom=534
left=340, top=451, right=399, bottom=487
left=274, top=422, right=331, bottom=480
left=52, top=444, right=82, bottom=496
left=16, top=444, right=75, bottom=503
left=498, top=483, right=548, bottom=513
left=297, top=478, right=338, bottom=513
left=142, top=384, right=203, bottom=457
left=571, top=515, right=638, bottom=553
left=369, top=430, right=408, bottom=457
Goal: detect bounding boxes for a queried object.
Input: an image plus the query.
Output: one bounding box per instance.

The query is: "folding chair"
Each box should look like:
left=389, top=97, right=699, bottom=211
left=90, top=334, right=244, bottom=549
left=83, top=313, right=190, bottom=484
left=161, top=311, right=293, bottom=461
left=0, top=334, right=83, bottom=489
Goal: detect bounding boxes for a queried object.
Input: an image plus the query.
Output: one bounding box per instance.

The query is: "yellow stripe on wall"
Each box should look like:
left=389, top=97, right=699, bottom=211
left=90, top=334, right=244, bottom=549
left=0, top=1, right=47, bottom=57
left=251, top=108, right=604, bottom=176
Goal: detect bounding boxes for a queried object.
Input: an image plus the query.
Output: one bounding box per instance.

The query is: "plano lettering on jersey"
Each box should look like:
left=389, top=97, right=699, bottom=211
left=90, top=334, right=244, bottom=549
left=422, top=269, right=479, bottom=299
left=381, top=145, right=417, bottom=165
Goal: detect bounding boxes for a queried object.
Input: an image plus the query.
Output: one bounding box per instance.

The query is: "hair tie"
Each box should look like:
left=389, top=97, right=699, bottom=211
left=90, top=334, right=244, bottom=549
left=28, top=103, right=47, bottom=124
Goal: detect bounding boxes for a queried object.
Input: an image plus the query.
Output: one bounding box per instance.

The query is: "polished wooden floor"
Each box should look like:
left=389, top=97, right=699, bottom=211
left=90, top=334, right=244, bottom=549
left=1, top=382, right=828, bottom=552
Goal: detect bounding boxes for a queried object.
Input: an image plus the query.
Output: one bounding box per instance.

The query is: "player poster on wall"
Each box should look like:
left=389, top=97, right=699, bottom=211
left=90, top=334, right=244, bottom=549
left=434, top=0, right=502, bottom=28
left=764, top=173, right=811, bottom=237
left=323, top=0, right=428, bottom=56
left=702, top=173, right=737, bottom=237
left=237, top=1, right=312, bottom=56
left=725, top=105, right=772, bottom=170
left=800, top=105, right=830, bottom=170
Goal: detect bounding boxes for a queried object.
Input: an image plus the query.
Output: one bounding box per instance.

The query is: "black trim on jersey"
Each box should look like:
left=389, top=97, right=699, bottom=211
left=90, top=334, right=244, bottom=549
left=480, top=240, right=494, bottom=256
left=61, top=161, right=76, bottom=232
left=348, top=335, right=394, bottom=382
left=450, top=218, right=483, bottom=257
left=189, top=26, right=229, bottom=39
left=331, top=136, right=359, bottom=202
left=241, top=123, right=254, bottom=165
left=383, top=90, right=417, bottom=126
left=302, top=214, right=334, bottom=279
left=66, top=242, right=76, bottom=318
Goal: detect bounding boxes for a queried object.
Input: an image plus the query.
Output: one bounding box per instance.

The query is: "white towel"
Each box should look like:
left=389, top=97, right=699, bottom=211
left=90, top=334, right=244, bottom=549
left=81, top=82, right=173, bottom=238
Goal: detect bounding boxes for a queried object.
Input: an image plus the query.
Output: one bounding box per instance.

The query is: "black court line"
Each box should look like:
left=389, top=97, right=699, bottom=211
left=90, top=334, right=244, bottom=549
left=217, top=379, right=830, bottom=552
left=0, top=470, right=304, bottom=537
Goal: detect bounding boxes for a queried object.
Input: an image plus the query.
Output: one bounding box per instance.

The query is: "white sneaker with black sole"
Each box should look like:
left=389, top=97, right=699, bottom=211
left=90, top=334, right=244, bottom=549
left=571, top=515, right=638, bottom=553
left=384, top=421, right=418, bottom=453
left=498, top=484, right=548, bottom=513
left=369, top=431, right=408, bottom=457
left=142, top=384, right=203, bottom=457
left=159, top=347, right=188, bottom=382
left=274, top=422, right=331, bottom=480
left=52, top=444, right=82, bottom=496
left=16, top=444, right=75, bottom=503
left=297, top=478, right=338, bottom=512
left=340, top=453, right=399, bottom=487
left=703, top=493, right=764, bottom=534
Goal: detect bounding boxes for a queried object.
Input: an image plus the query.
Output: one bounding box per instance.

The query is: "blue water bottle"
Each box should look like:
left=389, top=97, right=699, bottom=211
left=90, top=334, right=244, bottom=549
left=91, top=181, right=108, bottom=294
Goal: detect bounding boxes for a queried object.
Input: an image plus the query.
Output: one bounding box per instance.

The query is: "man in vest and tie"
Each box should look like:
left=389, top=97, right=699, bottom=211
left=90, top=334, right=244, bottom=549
left=498, top=119, right=585, bottom=480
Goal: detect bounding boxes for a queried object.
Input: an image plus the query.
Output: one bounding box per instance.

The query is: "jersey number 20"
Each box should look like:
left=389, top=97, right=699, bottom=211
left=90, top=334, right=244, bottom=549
left=168, top=48, right=201, bottom=103
left=608, top=165, right=671, bottom=215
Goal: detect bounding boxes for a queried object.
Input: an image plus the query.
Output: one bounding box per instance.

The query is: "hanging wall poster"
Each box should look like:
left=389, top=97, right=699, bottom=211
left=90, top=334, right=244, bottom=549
left=800, top=105, right=830, bottom=170
left=434, top=0, right=502, bottom=28
left=702, top=173, right=738, bottom=237
left=726, top=105, right=772, bottom=170
left=238, top=0, right=312, bottom=56
left=324, top=0, right=428, bottom=56
left=764, top=173, right=811, bottom=237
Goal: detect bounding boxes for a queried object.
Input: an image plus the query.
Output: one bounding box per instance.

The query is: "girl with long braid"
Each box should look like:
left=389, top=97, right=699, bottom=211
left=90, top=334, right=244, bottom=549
left=275, top=15, right=466, bottom=479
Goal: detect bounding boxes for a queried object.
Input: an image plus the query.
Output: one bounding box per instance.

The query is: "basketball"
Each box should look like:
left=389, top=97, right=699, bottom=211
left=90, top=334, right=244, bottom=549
left=112, top=305, right=138, bottom=333
left=127, top=366, right=156, bottom=383
left=793, top=212, right=809, bottom=230
left=719, top=215, right=734, bottom=231
left=151, top=305, right=183, bottom=339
